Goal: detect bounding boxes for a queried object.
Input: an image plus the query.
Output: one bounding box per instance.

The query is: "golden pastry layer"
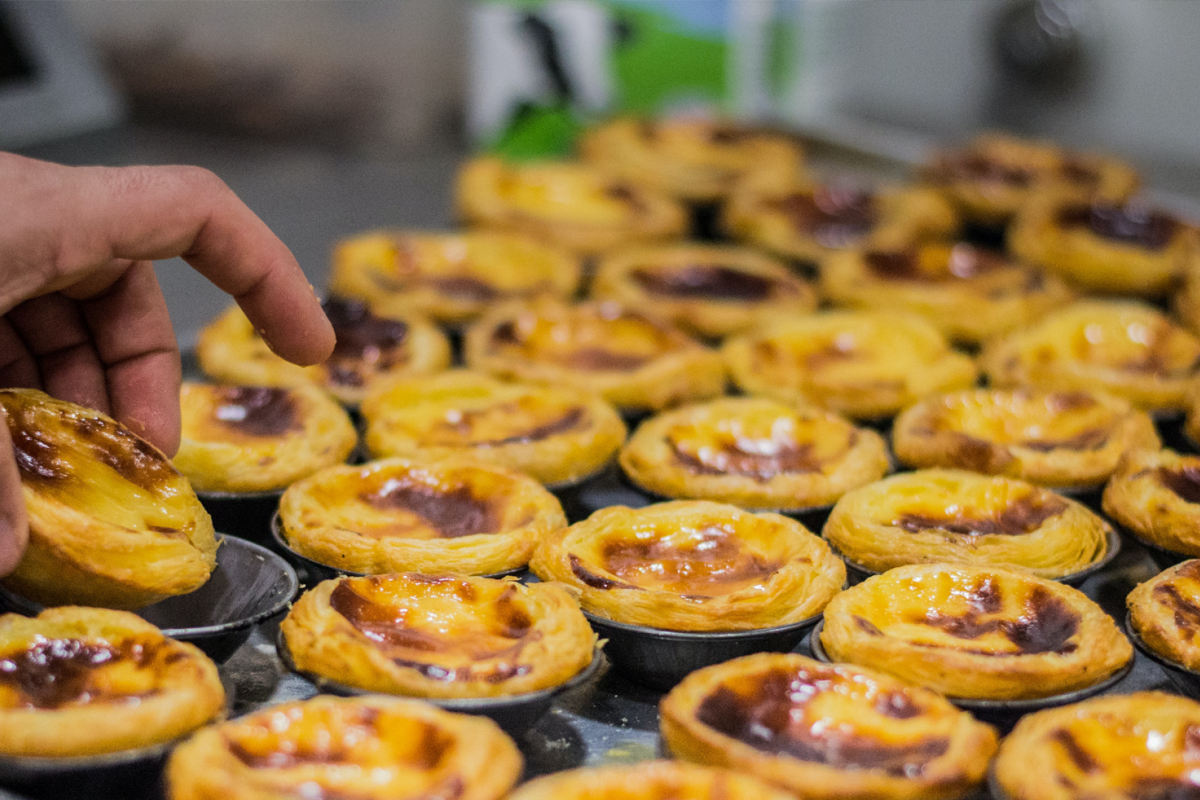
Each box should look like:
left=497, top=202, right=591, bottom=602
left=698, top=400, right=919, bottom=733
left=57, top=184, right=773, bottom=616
left=660, top=653, right=997, bottom=800
left=1128, top=560, right=1200, bottom=672
left=507, top=761, right=798, bottom=800
left=892, top=389, right=1160, bottom=489
left=723, top=176, right=959, bottom=264
left=922, top=132, right=1139, bottom=226
left=456, top=157, right=687, bottom=256
left=196, top=299, right=451, bottom=406
left=465, top=300, right=726, bottom=412
left=281, top=573, right=594, bottom=699
left=1174, top=260, right=1200, bottom=339
left=993, top=692, right=1200, bottom=800
left=619, top=397, right=889, bottom=511
left=824, top=470, right=1110, bottom=579
left=578, top=117, right=806, bottom=202
left=531, top=500, right=845, bottom=632
left=166, top=695, right=521, bottom=800
left=723, top=312, right=977, bottom=419
left=981, top=300, right=1200, bottom=413
left=591, top=244, right=817, bottom=339
left=0, top=389, right=216, bottom=610
left=821, top=242, right=1074, bottom=345
left=0, top=607, right=224, bottom=757
left=1103, top=448, right=1200, bottom=556
left=1009, top=193, right=1199, bottom=296
left=328, top=229, right=582, bottom=325
left=175, top=382, right=357, bottom=494
left=361, top=371, right=626, bottom=486
left=820, top=564, right=1132, bottom=700
left=278, top=456, right=566, bottom=576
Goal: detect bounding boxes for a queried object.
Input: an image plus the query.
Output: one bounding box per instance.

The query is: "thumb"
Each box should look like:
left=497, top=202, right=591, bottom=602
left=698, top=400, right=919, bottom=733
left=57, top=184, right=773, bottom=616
left=0, top=409, right=29, bottom=576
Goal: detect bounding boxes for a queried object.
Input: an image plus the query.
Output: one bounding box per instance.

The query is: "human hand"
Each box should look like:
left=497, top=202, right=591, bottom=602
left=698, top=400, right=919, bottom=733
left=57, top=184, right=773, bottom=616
left=0, top=152, right=336, bottom=575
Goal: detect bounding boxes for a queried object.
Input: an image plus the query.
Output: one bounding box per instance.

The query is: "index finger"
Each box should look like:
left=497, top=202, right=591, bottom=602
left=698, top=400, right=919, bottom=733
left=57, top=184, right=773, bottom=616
left=0, top=154, right=334, bottom=366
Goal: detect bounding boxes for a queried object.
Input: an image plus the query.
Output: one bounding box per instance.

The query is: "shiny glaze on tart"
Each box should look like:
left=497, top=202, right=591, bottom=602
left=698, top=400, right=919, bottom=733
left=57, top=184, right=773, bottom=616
left=1103, top=449, right=1200, bottom=557
left=893, top=389, right=1160, bottom=489
left=531, top=500, right=845, bottom=631
left=0, top=389, right=216, bottom=610
left=820, top=564, right=1131, bottom=700
left=0, top=608, right=224, bottom=757
left=723, top=312, right=977, bottom=419
left=824, top=469, right=1111, bottom=579
left=278, top=456, right=566, bottom=576
left=361, top=370, right=626, bottom=487
left=281, top=573, right=594, bottom=698
left=507, top=761, right=799, bottom=800
left=981, top=300, right=1200, bottom=412
left=166, top=695, right=522, bottom=800
left=619, top=397, right=889, bottom=511
left=660, top=653, right=997, bottom=800
left=1128, top=560, right=1200, bottom=672
left=465, top=300, right=726, bottom=412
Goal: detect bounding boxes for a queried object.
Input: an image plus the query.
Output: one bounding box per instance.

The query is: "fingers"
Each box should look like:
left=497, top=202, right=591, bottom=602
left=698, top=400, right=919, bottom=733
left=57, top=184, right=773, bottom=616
left=0, top=317, right=41, bottom=391
left=5, top=294, right=109, bottom=414
left=77, top=262, right=182, bottom=455
left=0, top=410, right=28, bottom=576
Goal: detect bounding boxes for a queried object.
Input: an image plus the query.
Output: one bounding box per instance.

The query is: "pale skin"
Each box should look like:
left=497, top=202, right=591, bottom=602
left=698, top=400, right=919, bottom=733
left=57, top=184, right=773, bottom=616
left=0, top=152, right=336, bottom=574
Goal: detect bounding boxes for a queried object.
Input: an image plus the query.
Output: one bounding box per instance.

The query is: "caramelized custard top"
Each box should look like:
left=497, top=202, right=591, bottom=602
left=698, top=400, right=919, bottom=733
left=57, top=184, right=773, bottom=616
left=892, top=491, right=1067, bottom=538
left=422, top=397, right=586, bottom=447
left=864, top=244, right=1015, bottom=283
left=1156, top=466, right=1200, bottom=505
left=209, top=386, right=299, bottom=438
left=1057, top=203, right=1180, bottom=251
left=631, top=265, right=776, bottom=301
left=1152, top=561, right=1200, bottom=642
left=321, top=298, right=410, bottom=387
left=0, top=636, right=170, bottom=710
left=769, top=187, right=878, bottom=249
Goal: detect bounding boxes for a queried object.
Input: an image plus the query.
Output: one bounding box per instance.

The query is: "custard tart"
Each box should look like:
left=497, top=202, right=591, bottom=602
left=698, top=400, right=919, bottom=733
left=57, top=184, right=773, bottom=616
left=980, top=300, right=1200, bottom=413
left=0, top=389, right=216, bottom=610
left=281, top=573, right=594, bottom=699
left=530, top=500, right=845, bottom=631
left=578, top=117, right=806, bottom=203
left=922, top=132, right=1139, bottom=226
left=723, top=312, right=978, bottom=419
left=456, top=156, right=687, bottom=257
left=0, top=607, right=224, bottom=757
left=723, top=176, right=959, bottom=264
left=1128, top=560, right=1200, bottom=672
left=174, top=381, right=357, bottom=494
left=166, top=695, right=522, bottom=800
left=465, top=300, right=726, bottom=412
left=328, top=229, right=582, bottom=325
left=892, top=389, right=1160, bottom=489
left=277, top=456, right=566, bottom=576
left=619, top=397, right=889, bottom=511
left=507, top=761, right=797, bottom=800
left=591, top=244, right=817, bottom=340
left=660, top=653, right=998, bottom=800
left=361, top=370, right=626, bottom=487
left=1009, top=193, right=1199, bottom=296
left=824, top=469, right=1111, bottom=579
left=1102, top=448, right=1200, bottom=557
left=196, top=298, right=451, bottom=405
left=992, top=692, right=1200, bottom=800
left=821, top=242, right=1074, bottom=345
left=820, top=564, right=1132, bottom=700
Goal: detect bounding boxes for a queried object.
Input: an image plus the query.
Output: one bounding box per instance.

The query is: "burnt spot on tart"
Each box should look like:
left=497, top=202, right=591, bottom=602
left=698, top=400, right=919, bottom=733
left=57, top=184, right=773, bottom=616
left=0, top=637, right=166, bottom=710
left=694, top=666, right=949, bottom=776
left=1155, top=466, right=1200, bottom=505
left=321, top=298, right=410, bottom=387
left=358, top=477, right=501, bottom=539
left=568, top=554, right=641, bottom=591
left=1153, top=562, right=1200, bottom=640
left=1057, top=203, right=1180, bottom=251
left=864, top=245, right=1010, bottom=283
left=915, top=581, right=1081, bottom=656
left=211, top=386, right=299, bottom=438
left=769, top=187, right=879, bottom=249
left=429, top=276, right=501, bottom=303
left=426, top=400, right=587, bottom=447
left=489, top=310, right=680, bottom=373
left=669, top=429, right=856, bottom=483
left=1050, top=728, right=1101, bottom=774
left=930, top=153, right=1035, bottom=187
left=327, top=579, right=538, bottom=683
left=891, top=491, right=1068, bottom=537
left=1017, top=428, right=1112, bottom=452
left=630, top=265, right=776, bottom=301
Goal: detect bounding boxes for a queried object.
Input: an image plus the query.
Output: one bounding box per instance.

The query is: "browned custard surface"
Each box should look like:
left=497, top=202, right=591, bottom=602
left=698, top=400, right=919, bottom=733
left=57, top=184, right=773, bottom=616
left=1056, top=202, right=1181, bottom=251
left=769, top=186, right=879, bottom=249
left=0, top=636, right=168, bottom=710
left=193, top=386, right=300, bottom=441
left=631, top=265, right=775, bottom=300
left=320, top=297, right=411, bottom=388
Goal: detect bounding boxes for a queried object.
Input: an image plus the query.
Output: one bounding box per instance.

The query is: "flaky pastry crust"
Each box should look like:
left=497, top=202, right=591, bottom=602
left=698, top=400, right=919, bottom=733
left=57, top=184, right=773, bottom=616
left=531, top=500, right=845, bottom=631
left=820, top=564, right=1132, bottom=700
left=0, top=607, right=224, bottom=757
left=824, top=469, right=1111, bottom=579
left=0, top=389, right=216, bottom=610
left=281, top=573, right=594, bottom=698
left=1102, top=448, right=1200, bottom=556
left=660, top=653, right=997, bottom=800
left=166, top=695, right=522, bottom=800
left=892, top=389, right=1160, bottom=489
left=278, top=456, right=566, bottom=576
left=619, top=397, right=889, bottom=511
left=361, top=370, right=626, bottom=487
left=507, top=761, right=798, bottom=800
left=1128, top=560, right=1200, bottom=672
